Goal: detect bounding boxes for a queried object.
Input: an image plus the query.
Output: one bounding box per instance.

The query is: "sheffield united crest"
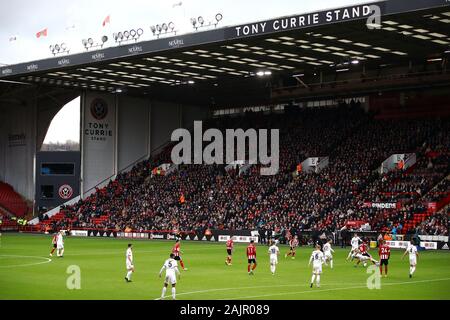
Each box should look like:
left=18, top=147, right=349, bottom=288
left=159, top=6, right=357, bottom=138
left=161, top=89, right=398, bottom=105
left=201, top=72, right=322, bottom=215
left=90, top=98, right=108, bottom=120
left=58, top=184, right=73, bottom=200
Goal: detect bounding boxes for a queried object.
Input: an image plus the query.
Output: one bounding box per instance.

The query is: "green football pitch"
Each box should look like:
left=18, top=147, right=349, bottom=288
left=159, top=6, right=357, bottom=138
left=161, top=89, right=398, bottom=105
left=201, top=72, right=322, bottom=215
left=0, top=233, right=449, bottom=300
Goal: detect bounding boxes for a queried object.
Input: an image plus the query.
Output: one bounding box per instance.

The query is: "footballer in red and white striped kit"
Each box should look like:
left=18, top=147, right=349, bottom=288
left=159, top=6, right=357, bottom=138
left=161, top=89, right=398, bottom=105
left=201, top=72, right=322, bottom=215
left=247, top=240, right=257, bottom=275
left=172, top=239, right=187, bottom=271
left=49, top=233, right=58, bottom=257
left=355, top=241, right=374, bottom=267
left=285, top=235, right=299, bottom=259
left=378, top=240, right=391, bottom=277
left=225, top=237, right=234, bottom=266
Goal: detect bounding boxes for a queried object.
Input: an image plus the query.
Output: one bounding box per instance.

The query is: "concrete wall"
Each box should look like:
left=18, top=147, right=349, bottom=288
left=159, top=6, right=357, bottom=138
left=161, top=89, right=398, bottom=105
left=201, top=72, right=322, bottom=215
left=0, top=99, right=36, bottom=200
left=35, top=151, right=80, bottom=210
left=1, top=87, right=209, bottom=206
left=117, top=95, right=150, bottom=172
left=150, top=101, right=209, bottom=155
left=81, top=92, right=117, bottom=195
left=150, top=101, right=182, bottom=154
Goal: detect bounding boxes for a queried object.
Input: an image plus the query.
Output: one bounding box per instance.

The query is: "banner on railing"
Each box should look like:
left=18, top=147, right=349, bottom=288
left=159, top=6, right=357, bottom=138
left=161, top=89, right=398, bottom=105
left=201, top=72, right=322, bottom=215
left=218, top=235, right=259, bottom=243
left=363, top=202, right=400, bottom=209
left=386, top=240, right=438, bottom=250
left=70, top=230, right=88, bottom=237
left=87, top=230, right=118, bottom=238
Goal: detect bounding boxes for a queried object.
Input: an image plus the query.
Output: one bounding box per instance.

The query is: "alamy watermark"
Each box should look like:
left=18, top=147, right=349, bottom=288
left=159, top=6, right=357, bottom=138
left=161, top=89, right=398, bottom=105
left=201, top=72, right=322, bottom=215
left=366, top=265, right=381, bottom=290
left=66, top=265, right=81, bottom=290
left=171, top=121, right=279, bottom=175
left=366, top=5, right=381, bottom=30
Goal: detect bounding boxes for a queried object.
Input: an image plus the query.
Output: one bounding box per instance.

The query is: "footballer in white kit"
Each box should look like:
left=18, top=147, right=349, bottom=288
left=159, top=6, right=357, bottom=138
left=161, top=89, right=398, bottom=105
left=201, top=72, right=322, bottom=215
left=125, top=244, right=134, bottom=282
left=267, top=241, right=280, bottom=275
left=56, top=231, right=64, bottom=257
left=323, top=239, right=335, bottom=268
left=159, top=253, right=181, bottom=300
left=402, top=240, right=419, bottom=278
left=346, top=234, right=362, bottom=261
left=309, top=244, right=325, bottom=288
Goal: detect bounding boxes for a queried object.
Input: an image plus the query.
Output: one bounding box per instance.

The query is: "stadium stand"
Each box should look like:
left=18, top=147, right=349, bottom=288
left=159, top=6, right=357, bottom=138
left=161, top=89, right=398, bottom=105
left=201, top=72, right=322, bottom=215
left=37, top=104, right=449, bottom=236
left=0, top=181, right=28, bottom=217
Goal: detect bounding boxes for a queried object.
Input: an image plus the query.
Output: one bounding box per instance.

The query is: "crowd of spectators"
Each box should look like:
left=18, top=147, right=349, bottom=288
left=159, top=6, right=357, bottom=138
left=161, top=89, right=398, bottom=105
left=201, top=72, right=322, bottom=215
left=43, top=105, right=450, bottom=236
left=416, top=207, right=449, bottom=236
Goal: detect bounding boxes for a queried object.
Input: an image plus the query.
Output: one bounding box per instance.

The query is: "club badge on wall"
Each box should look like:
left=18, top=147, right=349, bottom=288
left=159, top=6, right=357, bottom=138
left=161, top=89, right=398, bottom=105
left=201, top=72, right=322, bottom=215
left=90, top=98, right=108, bottom=120
left=59, top=184, right=73, bottom=200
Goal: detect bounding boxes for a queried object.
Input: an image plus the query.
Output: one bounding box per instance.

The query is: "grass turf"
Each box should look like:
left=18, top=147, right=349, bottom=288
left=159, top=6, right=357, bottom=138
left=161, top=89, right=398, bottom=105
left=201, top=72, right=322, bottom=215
left=0, top=233, right=449, bottom=300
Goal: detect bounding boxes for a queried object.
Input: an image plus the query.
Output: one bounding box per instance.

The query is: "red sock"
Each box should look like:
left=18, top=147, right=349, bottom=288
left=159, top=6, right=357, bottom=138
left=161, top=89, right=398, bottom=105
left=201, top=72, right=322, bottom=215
left=293, top=252, right=296, bottom=257
left=379, top=266, right=383, bottom=275
left=50, top=248, right=55, bottom=254
left=252, top=264, right=257, bottom=270
left=180, top=260, right=185, bottom=269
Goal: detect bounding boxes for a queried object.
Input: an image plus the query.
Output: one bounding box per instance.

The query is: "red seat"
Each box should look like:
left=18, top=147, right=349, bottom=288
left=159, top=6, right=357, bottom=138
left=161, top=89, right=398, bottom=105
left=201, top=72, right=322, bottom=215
left=0, top=182, right=27, bottom=217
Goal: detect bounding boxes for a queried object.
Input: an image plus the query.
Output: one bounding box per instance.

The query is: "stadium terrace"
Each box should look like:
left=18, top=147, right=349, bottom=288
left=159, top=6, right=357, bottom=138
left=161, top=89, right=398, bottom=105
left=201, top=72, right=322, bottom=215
left=0, top=0, right=449, bottom=302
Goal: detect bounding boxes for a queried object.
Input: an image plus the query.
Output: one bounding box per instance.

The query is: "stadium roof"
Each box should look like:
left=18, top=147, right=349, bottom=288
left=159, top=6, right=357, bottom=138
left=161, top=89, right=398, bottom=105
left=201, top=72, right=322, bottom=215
left=1, top=0, right=450, bottom=107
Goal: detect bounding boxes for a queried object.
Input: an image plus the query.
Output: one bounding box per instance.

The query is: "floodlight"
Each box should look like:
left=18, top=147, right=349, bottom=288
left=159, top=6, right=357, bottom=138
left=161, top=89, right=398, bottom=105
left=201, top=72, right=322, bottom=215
left=101, top=35, right=108, bottom=43
left=156, top=24, right=162, bottom=32
left=123, top=30, right=130, bottom=38
left=82, top=39, right=88, bottom=46
left=191, top=18, right=197, bottom=26
left=162, top=23, right=168, bottom=32
left=137, top=28, right=144, bottom=36
left=130, top=29, right=137, bottom=37
left=198, top=16, right=204, bottom=25
left=168, top=22, right=175, bottom=30
left=215, top=13, right=223, bottom=22
left=50, top=42, right=69, bottom=55
left=88, top=38, right=94, bottom=45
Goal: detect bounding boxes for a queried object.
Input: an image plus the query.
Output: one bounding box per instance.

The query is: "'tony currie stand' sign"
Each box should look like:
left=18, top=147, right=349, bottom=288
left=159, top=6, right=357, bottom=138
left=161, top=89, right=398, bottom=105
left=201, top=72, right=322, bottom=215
left=231, top=4, right=377, bottom=38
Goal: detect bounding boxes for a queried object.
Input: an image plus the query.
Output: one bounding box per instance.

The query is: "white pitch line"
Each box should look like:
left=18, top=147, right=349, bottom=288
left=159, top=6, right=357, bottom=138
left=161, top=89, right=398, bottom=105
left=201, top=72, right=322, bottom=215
left=154, top=277, right=450, bottom=300
left=224, top=278, right=450, bottom=300
left=0, top=255, right=52, bottom=268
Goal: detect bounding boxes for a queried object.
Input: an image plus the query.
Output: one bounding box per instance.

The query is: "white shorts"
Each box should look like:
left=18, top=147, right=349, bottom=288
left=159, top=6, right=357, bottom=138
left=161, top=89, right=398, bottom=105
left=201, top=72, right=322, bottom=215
left=57, top=243, right=64, bottom=249
left=357, top=254, right=369, bottom=262
left=325, top=252, right=333, bottom=260
left=313, top=265, right=322, bottom=274
left=165, top=273, right=177, bottom=285
left=270, top=257, right=278, bottom=265
left=126, top=262, right=134, bottom=270
left=409, top=257, right=417, bottom=266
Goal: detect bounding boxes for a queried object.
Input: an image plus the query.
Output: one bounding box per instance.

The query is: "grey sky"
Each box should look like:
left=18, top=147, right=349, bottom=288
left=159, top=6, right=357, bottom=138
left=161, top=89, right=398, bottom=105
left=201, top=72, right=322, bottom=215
left=1, top=0, right=371, bottom=143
